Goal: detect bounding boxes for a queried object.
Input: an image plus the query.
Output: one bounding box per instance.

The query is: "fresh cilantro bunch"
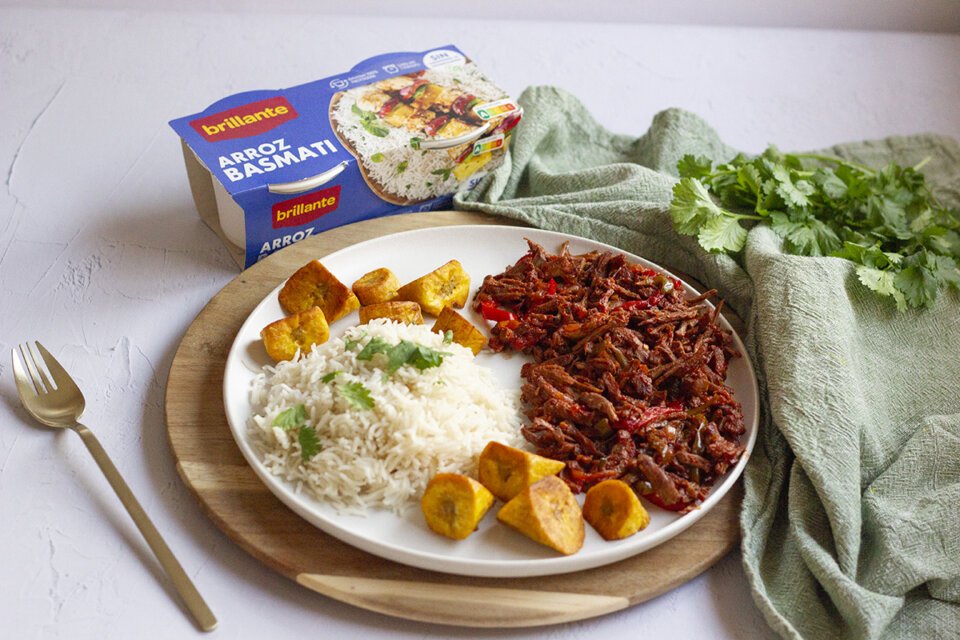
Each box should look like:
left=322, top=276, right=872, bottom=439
left=670, top=146, right=960, bottom=310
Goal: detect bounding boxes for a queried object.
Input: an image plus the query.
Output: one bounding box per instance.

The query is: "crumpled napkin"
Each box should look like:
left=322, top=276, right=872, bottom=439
left=454, top=86, right=960, bottom=639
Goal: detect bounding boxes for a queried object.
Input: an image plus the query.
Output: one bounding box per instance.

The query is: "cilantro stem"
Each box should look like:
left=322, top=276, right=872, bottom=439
left=793, top=153, right=876, bottom=175
left=912, top=156, right=932, bottom=172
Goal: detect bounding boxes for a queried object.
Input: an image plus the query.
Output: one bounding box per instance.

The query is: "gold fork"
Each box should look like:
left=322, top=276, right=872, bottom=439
left=12, top=341, right=218, bottom=632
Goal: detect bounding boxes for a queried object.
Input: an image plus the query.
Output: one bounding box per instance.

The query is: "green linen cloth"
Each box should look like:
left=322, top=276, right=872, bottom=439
left=454, top=86, right=960, bottom=640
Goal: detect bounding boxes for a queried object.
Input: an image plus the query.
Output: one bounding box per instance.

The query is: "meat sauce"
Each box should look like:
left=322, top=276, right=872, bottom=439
left=475, top=240, right=745, bottom=513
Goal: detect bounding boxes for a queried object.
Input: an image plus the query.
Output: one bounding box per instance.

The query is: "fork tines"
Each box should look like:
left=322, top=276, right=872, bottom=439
left=12, top=342, right=55, bottom=395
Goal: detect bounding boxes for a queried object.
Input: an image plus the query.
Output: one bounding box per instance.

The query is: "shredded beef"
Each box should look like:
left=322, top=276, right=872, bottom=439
left=475, top=240, right=745, bottom=513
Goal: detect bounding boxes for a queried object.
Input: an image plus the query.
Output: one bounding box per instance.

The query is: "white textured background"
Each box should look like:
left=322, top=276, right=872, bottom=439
left=1, top=5, right=959, bottom=639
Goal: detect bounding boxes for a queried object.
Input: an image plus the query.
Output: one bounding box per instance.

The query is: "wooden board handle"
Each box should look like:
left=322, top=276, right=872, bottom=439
left=296, top=574, right=628, bottom=627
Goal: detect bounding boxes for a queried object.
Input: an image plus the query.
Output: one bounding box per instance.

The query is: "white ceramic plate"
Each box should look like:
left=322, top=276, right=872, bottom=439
left=223, top=225, right=759, bottom=578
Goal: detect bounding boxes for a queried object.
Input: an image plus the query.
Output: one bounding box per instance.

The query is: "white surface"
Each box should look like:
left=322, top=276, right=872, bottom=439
left=1, top=6, right=958, bottom=640
left=8, top=0, right=960, bottom=33
left=223, top=226, right=759, bottom=578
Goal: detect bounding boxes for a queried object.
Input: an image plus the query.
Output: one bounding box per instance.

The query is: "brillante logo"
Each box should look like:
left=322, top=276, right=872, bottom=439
left=190, top=97, right=298, bottom=142
left=272, top=185, right=341, bottom=229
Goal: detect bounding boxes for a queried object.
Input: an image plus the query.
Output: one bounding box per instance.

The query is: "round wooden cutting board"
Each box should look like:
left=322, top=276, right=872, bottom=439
left=164, top=210, right=743, bottom=628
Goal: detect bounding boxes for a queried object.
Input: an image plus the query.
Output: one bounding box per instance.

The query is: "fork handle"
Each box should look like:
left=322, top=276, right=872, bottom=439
left=71, top=423, right=218, bottom=632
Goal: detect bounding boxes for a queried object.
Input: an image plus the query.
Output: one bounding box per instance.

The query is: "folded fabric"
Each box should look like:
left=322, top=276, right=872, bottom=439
left=455, top=86, right=960, bottom=639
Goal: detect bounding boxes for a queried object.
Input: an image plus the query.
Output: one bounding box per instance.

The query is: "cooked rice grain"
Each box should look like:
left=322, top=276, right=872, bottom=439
left=249, top=319, right=524, bottom=514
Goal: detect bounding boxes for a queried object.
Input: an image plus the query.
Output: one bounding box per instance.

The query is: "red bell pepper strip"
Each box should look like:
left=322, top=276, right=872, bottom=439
left=480, top=301, right=516, bottom=323
left=621, top=292, right=663, bottom=310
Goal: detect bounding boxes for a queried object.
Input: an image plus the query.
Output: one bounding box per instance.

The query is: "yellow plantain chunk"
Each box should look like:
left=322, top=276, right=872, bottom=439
left=396, top=260, right=470, bottom=316
left=431, top=306, right=487, bottom=355
left=497, top=475, right=585, bottom=555
left=420, top=473, right=494, bottom=540
left=358, top=301, right=423, bottom=325
left=260, top=306, right=330, bottom=362
left=582, top=479, right=651, bottom=541
left=351, top=268, right=401, bottom=306
left=478, top=441, right=566, bottom=502
left=278, top=260, right=360, bottom=321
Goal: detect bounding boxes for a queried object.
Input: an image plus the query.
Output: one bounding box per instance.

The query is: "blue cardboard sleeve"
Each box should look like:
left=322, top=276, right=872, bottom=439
left=169, top=46, right=520, bottom=269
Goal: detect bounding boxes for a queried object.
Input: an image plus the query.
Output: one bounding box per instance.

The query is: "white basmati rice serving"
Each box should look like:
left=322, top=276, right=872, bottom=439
left=249, top=319, right=525, bottom=515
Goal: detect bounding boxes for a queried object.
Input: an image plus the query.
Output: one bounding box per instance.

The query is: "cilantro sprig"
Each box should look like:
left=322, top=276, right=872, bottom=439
left=297, top=427, right=322, bottom=461
left=356, top=336, right=451, bottom=374
left=272, top=404, right=322, bottom=461
left=670, top=146, right=960, bottom=310
left=337, top=381, right=375, bottom=410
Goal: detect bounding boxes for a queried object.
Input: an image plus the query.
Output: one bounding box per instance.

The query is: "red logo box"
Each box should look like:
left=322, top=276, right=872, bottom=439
left=190, top=97, right=298, bottom=142
left=272, top=185, right=341, bottom=229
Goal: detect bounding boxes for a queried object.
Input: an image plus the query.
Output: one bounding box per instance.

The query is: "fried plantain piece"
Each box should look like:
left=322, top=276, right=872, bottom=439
left=352, top=268, right=401, bottom=306
left=358, top=301, right=423, bottom=325
left=260, top=306, right=330, bottom=362
left=431, top=306, right=486, bottom=355
left=396, top=260, right=470, bottom=316
left=582, top=479, right=650, bottom=541
left=497, top=475, right=585, bottom=555
left=278, top=260, right=360, bottom=322
left=478, top=441, right=565, bottom=502
left=420, top=473, right=494, bottom=540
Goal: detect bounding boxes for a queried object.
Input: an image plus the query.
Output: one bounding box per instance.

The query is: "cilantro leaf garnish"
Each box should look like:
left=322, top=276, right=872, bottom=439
left=273, top=404, right=320, bottom=460
left=443, top=330, right=454, bottom=344
left=272, top=404, right=307, bottom=430
left=337, top=382, right=374, bottom=411
left=321, top=370, right=342, bottom=383
left=386, top=340, right=418, bottom=373
left=406, top=342, right=448, bottom=371
left=343, top=331, right=367, bottom=351
left=356, top=336, right=391, bottom=360
left=336, top=381, right=375, bottom=410
left=670, top=148, right=960, bottom=310
left=354, top=336, right=451, bottom=374
left=298, top=426, right=322, bottom=461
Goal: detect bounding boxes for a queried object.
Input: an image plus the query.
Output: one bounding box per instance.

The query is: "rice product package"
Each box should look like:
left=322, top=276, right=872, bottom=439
left=169, top=46, right=521, bottom=268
